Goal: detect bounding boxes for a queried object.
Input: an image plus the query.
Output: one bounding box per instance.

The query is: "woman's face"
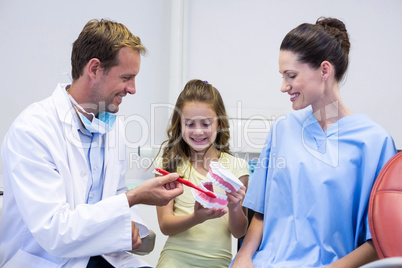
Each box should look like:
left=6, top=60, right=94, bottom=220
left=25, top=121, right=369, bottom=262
left=279, top=50, right=324, bottom=111
left=180, top=101, right=220, bottom=154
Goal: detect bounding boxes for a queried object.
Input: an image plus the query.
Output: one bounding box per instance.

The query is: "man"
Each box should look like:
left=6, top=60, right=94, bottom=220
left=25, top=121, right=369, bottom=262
left=0, top=19, right=183, bottom=267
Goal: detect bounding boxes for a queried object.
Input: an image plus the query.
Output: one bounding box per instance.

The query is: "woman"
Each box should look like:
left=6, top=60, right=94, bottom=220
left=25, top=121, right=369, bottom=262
left=231, top=17, right=396, bottom=268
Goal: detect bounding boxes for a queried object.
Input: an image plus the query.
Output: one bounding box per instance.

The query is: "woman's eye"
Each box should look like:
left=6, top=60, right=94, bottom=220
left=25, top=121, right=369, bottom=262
left=288, top=74, right=296, bottom=79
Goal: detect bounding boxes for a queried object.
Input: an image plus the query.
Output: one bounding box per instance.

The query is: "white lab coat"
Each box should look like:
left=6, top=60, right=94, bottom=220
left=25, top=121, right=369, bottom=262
left=0, top=84, right=150, bottom=267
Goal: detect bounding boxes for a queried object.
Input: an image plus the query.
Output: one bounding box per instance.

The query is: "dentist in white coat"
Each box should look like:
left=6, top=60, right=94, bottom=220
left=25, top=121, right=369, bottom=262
left=0, top=19, right=183, bottom=268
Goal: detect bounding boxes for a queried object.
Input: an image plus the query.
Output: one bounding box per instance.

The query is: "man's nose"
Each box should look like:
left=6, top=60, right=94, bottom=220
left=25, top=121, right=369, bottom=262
left=126, top=79, right=136, bottom=95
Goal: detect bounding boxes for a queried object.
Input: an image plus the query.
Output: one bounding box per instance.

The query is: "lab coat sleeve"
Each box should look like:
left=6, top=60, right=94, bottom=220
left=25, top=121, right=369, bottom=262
left=2, top=109, right=133, bottom=258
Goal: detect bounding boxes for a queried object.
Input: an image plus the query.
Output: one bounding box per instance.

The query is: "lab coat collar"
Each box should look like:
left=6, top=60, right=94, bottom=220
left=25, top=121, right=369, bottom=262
left=52, top=84, right=86, bottom=148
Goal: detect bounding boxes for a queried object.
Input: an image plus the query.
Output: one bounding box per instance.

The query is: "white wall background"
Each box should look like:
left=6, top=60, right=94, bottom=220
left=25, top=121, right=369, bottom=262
left=1, top=0, right=401, bottom=266
left=184, top=0, right=402, bottom=151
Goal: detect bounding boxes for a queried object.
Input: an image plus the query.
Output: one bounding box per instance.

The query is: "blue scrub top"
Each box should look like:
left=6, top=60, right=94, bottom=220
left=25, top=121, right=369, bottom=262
left=243, top=108, right=396, bottom=267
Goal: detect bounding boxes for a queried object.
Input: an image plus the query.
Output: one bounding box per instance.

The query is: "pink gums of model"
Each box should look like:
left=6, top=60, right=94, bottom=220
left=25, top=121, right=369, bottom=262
left=192, top=161, right=244, bottom=209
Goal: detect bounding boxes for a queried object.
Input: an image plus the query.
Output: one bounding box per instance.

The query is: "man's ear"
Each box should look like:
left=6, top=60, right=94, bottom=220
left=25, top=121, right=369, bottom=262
left=86, top=58, right=102, bottom=79
left=320, top=61, right=332, bottom=81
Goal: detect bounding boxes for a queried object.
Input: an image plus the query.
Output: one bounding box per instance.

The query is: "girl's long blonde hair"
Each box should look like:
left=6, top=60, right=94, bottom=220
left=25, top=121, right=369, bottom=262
left=158, top=79, right=231, bottom=173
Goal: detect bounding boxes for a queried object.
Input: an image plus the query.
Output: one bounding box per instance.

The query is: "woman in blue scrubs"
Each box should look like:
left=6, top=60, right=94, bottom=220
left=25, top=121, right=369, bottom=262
left=231, top=17, right=396, bottom=268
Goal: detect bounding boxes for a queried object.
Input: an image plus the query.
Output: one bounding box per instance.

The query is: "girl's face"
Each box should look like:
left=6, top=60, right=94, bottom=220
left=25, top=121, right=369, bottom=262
left=181, top=101, right=220, bottom=154
left=279, top=50, right=324, bottom=111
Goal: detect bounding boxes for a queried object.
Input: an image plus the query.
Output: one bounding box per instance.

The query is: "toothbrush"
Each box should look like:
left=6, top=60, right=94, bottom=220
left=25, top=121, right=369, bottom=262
left=155, top=168, right=217, bottom=198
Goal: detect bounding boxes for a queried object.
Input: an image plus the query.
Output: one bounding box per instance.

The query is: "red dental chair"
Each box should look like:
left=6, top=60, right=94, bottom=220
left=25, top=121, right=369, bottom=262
left=361, top=152, right=402, bottom=267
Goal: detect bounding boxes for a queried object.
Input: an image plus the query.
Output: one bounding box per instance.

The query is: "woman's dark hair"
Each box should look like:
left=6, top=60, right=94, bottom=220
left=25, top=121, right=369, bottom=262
left=280, top=17, right=350, bottom=82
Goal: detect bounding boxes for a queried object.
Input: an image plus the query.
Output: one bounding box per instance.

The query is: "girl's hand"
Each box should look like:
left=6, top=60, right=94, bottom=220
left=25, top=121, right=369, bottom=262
left=227, top=185, right=246, bottom=210
left=193, top=201, right=227, bottom=223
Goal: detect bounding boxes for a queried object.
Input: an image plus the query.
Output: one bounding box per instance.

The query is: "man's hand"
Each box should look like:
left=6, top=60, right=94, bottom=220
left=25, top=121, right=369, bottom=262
left=126, top=173, right=184, bottom=207
left=130, top=221, right=142, bottom=251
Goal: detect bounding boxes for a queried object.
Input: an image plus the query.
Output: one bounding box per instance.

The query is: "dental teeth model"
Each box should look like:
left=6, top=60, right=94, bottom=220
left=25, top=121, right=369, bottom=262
left=192, top=161, right=244, bottom=209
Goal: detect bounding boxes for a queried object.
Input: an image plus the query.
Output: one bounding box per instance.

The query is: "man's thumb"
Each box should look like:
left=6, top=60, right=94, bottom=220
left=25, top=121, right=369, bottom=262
left=161, top=173, right=179, bottom=183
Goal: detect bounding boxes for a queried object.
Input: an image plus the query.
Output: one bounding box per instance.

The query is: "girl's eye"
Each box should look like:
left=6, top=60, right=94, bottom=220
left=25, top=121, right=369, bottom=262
left=185, top=122, right=194, bottom=127
left=202, top=120, right=213, bottom=127
left=288, top=74, right=296, bottom=79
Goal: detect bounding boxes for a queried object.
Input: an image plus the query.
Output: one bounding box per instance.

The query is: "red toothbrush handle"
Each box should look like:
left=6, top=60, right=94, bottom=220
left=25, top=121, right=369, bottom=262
left=176, top=178, right=217, bottom=198
left=176, top=177, right=200, bottom=190
left=155, top=168, right=217, bottom=198
left=155, top=168, right=170, bottom=176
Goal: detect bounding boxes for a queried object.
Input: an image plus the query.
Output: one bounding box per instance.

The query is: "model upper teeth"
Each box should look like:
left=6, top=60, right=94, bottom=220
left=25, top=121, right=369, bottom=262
left=208, top=177, right=230, bottom=192
left=207, top=161, right=243, bottom=193
left=291, top=94, right=298, bottom=98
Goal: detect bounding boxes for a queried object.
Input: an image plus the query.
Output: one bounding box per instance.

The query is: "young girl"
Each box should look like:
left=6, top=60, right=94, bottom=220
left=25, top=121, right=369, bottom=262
left=231, top=17, right=396, bottom=268
left=154, top=79, right=249, bottom=267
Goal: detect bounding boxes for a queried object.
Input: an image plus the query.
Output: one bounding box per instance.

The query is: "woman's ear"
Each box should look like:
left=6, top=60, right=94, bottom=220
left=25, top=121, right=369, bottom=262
left=320, top=61, right=332, bottom=81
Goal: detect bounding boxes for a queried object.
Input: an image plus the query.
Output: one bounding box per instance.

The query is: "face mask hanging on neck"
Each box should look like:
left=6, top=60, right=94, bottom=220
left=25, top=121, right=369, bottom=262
left=79, top=111, right=116, bottom=134
left=68, top=94, right=116, bottom=134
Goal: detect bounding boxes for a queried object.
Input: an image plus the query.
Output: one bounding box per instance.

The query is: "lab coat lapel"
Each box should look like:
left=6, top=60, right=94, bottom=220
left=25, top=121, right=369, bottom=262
left=52, top=84, right=89, bottom=205
left=64, top=124, right=90, bottom=205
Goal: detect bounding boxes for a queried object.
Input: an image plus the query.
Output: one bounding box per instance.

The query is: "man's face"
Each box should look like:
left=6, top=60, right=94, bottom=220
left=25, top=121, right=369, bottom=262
left=90, top=47, right=141, bottom=114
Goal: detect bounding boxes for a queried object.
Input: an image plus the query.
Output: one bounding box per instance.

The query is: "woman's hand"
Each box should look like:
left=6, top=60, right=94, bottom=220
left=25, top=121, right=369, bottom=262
left=231, top=254, right=254, bottom=268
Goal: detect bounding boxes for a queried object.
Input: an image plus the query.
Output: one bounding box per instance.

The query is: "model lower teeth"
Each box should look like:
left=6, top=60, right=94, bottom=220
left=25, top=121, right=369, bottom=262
left=191, top=161, right=244, bottom=209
